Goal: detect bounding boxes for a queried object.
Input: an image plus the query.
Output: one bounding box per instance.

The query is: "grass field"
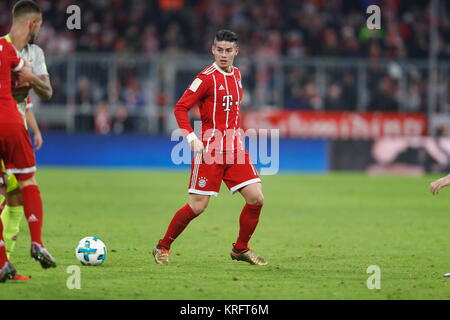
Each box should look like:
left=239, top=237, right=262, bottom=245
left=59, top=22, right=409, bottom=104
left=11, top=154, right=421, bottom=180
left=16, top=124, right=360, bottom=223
left=1, top=168, right=450, bottom=300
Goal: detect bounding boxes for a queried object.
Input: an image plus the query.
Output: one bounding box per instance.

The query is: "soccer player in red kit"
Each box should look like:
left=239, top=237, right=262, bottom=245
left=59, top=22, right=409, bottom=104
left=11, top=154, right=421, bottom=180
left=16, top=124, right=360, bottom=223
left=0, top=36, right=56, bottom=283
left=152, top=30, right=267, bottom=265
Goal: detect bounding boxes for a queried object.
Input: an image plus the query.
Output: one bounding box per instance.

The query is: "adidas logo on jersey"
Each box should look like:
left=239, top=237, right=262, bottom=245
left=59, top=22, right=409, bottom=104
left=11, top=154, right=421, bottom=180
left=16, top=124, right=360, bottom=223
left=28, top=214, right=38, bottom=222
left=219, top=85, right=225, bottom=91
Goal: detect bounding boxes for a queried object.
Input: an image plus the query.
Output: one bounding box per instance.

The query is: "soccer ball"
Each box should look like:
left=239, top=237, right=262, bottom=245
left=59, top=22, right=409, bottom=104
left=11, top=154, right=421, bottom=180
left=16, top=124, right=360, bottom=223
left=75, top=236, right=107, bottom=266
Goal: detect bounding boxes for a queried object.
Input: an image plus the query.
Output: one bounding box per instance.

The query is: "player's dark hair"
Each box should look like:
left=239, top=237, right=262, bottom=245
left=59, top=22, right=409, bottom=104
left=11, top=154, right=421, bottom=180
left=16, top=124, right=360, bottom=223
left=214, top=30, right=238, bottom=46
left=12, top=0, right=42, bottom=19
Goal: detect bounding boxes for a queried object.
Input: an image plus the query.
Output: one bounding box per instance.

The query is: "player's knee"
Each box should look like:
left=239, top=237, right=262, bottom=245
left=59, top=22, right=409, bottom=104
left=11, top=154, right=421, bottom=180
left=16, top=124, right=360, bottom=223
left=191, top=202, right=208, bottom=215
left=247, top=194, right=264, bottom=206
left=189, top=195, right=210, bottom=215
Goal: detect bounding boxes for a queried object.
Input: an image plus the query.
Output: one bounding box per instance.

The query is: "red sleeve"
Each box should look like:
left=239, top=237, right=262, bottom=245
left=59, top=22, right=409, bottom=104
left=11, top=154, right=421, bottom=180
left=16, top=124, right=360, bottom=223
left=7, top=42, right=24, bottom=72
left=26, top=95, right=33, bottom=109
left=174, top=74, right=210, bottom=135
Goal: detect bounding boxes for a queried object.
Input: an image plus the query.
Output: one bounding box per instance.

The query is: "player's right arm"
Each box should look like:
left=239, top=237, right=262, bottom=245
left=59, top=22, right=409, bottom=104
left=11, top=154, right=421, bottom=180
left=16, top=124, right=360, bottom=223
left=174, top=74, right=210, bottom=153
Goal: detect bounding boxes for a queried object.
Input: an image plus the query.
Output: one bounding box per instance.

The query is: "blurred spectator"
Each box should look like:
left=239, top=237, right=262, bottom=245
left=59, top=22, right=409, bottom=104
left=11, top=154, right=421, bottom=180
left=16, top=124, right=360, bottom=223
left=75, top=76, right=95, bottom=114
left=112, top=104, right=129, bottom=134
left=340, top=72, right=358, bottom=110
left=94, top=101, right=111, bottom=134
left=123, top=76, right=146, bottom=112
left=321, top=28, right=340, bottom=56
left=284, top=86, right=311, bottom=110
left=140, top=24, right=160, bottom=56
left=304, top=80, right=323, bottom=110
left=368, top=76, right=400, bottom=111
left=324, top=84, right=347, bottom=111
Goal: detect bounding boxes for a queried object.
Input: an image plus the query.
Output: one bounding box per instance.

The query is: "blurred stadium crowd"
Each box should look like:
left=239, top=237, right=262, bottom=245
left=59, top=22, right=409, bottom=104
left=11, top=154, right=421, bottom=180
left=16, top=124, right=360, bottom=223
left=0, top=0, right=446, bottom=59
left=0, top=0, right=449, bottom=133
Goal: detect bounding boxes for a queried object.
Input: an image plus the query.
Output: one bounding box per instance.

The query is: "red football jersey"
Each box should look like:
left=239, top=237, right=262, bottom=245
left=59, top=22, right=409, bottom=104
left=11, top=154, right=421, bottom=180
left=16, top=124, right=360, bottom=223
left=0, top=38, right=24, bottom=125
left=174, top=62, right=244, bottom=152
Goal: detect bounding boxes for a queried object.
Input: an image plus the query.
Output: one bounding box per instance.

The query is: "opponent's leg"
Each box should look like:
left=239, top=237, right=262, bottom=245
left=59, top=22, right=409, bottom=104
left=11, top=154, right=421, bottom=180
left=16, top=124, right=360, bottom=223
left=153, top=194, right=209, bottom=264
left=230, top=182, right=267, bottom=265
left=0, top=172, right=20, bottom=281
left=0, top=217, right=16, bottom=282
left=1, top=186, right=23, bottom=259
left=0, top=178, right=31, bottom=280
left=1, top=206, right=23, bottom=259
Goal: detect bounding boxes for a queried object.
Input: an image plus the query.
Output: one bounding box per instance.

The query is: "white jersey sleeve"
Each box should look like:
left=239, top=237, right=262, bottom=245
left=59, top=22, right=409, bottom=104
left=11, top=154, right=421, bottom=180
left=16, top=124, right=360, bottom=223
left=30, top=45, right=49, bottom=76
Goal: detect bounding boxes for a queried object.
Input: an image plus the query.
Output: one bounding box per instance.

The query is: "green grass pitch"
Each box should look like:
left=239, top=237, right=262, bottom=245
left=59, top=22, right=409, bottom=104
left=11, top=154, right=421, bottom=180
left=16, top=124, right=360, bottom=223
left=1, top=168, right=450, bottom=299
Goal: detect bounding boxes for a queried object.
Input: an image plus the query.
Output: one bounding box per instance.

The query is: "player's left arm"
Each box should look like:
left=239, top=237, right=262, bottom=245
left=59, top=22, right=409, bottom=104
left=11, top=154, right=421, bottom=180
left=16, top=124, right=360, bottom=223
left=25, top=98, right=43, bottom=150
left=26, top=73, right=52, bottom=101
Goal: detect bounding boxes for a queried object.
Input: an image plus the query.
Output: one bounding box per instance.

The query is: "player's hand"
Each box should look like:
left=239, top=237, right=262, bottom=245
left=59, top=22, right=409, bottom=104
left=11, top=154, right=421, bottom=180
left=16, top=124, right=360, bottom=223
left=190, top=139, right=204, bottom=153
left=430, top=175, right=450, bottom=195
left=11, top=70, right=32, bottom=96
left=12, top=84, right=32, bottom=97
left=33, top=131, right=43, bottom=150
left=16, top=65, right=36, bottom=84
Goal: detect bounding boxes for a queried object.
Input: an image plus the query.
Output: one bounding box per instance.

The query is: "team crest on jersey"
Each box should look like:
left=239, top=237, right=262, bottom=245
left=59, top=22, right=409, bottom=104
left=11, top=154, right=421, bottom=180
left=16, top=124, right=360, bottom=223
left=198, top=177, right=208, bottom=188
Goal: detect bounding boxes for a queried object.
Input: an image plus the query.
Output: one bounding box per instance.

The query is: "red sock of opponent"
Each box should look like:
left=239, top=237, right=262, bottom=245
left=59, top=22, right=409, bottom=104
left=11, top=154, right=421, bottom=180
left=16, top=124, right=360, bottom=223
left=21, top=185, right=44, bottom=246
left=158, top=204, right=197, bottom=249
left=234, top=203, right=263, bottom=252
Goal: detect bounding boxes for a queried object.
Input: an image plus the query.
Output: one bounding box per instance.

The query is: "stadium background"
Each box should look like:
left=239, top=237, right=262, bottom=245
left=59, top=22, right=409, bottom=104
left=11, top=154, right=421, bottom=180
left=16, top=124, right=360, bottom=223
left=1, top=0, right=449, bottom=174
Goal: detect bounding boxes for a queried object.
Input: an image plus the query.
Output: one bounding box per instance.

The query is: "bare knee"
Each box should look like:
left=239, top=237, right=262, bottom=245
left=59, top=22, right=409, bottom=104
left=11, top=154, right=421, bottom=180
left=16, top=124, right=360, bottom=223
left=188, top=195, right=210, bottom=215
left=189, top=201, right=208, bottom=216
left=190, top=202, right=208, bottom=215
left=247, top=194, right=264, bottom=206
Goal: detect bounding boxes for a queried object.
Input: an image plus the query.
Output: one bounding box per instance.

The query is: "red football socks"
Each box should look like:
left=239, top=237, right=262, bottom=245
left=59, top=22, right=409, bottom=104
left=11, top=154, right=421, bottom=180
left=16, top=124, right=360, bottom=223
left=21, top=185, right=44, bottom=246
left=158, top=204, right=197, bottom=249
left=0, top=218, right=7, bottom=266
left=234, top=203, right=263, bottom=251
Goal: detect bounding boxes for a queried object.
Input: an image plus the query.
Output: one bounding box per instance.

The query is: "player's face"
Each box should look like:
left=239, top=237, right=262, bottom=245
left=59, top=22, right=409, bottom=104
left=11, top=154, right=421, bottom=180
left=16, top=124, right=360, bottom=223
left=28, top=15, right=42, bottom=44
left=212, top=41, right=239, bottom=71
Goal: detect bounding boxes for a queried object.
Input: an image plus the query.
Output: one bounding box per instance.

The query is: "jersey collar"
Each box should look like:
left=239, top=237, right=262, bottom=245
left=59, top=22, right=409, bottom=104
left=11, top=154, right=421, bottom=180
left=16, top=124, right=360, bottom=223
left=213, top=62, right=234, bottom=76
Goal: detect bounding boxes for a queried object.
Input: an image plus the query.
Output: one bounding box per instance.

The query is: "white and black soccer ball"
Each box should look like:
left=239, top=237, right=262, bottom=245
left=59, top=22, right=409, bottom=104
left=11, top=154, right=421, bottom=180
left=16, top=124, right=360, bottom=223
left=75, top=236, right=107, bottom=266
